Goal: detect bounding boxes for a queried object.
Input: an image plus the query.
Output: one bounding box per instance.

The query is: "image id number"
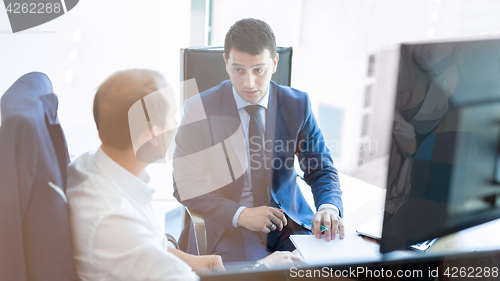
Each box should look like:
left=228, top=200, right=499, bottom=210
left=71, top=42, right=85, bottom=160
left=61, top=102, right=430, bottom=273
left=443, top=266, right=498, bottom=278
left=6, top=3, right=62, bottom=14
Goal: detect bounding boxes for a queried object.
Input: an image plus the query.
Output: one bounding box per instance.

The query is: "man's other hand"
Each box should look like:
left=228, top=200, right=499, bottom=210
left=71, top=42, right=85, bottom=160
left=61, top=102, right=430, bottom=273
left=311, top=208, right=344, bottom=241
left=185, top=255, right=225, bottom=274
left=237, top=206, right=287, bottom=233
left=258, top=250, right=305, bottom=268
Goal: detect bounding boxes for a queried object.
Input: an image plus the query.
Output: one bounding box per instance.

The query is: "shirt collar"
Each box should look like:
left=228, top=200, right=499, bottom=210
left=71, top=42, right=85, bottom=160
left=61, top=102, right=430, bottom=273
left=93, top=147, right=154, bottom=206
left=232, top=84, right=270, bottom=110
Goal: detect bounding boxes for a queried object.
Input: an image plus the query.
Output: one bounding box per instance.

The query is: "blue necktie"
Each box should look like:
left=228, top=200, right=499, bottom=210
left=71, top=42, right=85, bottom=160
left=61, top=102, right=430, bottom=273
left=245, top=105, right=269, bottom=207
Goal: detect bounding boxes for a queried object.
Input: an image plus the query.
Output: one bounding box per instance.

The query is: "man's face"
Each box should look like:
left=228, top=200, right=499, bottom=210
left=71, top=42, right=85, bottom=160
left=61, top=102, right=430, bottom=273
left=149, top=86, right=178, bottom=157
left=224, top=48, right=278, bottom=104
left=130, top=83, right=179, bottom=163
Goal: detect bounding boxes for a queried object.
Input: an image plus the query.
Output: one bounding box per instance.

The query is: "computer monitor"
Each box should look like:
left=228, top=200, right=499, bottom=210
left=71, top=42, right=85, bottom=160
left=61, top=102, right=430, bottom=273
left=380, top=38, right=500, bottom=253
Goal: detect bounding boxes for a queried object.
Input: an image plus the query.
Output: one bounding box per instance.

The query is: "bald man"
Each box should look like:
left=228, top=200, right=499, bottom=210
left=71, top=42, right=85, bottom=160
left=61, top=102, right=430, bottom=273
left=67, top=69, right=222, bottom=281
left=67, top=69, right=302, bottom=281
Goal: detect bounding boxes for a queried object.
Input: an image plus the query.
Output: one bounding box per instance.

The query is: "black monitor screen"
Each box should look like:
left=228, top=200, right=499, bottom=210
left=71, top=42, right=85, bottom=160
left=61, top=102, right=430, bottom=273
left=380, top=38, right=500, bottom=253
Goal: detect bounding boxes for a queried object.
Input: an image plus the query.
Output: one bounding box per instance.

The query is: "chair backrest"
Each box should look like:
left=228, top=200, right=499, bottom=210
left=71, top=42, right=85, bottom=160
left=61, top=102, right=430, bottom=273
left=0, top=72, right=79, bottom=281
left=180, top=46, right=292, bottom=100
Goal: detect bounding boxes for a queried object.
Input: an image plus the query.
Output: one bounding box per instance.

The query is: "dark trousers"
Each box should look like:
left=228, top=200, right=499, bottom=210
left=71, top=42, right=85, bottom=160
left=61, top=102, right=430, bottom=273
left=213, top=215, right=311, bottom=263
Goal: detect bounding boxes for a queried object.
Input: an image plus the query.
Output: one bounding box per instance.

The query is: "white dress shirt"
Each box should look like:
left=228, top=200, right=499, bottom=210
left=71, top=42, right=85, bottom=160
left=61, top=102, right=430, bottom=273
left=67, top=148, right=198, bottom=281
left=231, top=86, right=339, bottom=228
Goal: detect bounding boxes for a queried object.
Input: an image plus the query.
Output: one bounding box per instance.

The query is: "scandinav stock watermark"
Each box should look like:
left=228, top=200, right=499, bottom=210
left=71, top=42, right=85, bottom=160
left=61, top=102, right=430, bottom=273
left=3, top=0, right=79, bottom=33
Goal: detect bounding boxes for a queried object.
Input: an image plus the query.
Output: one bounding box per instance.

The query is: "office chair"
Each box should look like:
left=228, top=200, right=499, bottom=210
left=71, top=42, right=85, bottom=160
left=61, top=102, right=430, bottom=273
left=180, top=46, right=293, bottom=100
left=178, top=46, right=293, bottom=256
left=0, top=72, right=79, bottom=280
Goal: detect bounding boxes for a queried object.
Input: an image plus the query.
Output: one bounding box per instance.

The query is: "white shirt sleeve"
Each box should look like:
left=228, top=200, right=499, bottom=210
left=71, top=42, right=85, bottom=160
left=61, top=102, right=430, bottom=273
left=318, top=204, right=340, bottom=216
left=232, top=206, right=246, bottom=228
left=90, top=214, right=199, bottom=281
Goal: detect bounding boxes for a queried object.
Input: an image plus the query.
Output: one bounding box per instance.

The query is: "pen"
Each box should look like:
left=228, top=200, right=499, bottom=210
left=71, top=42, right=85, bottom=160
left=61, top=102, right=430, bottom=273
left=310, top=221, right=329, bottom=233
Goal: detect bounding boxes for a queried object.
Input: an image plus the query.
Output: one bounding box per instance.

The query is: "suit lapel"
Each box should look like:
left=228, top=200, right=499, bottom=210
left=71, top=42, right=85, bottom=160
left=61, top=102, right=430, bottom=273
left=217, top=82, right=241, bottom=143
left=41, top=93, right=70, bottom=189
left=215, top=83, right=248, bottom=185
left=265, top=82, right=282, bottom=190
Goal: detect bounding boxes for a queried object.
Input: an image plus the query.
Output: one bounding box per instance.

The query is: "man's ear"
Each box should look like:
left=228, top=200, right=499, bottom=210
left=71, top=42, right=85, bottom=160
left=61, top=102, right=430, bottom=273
left=272, top=53, right=279, bottom=74
left=223, top=53, right=229, bottom=74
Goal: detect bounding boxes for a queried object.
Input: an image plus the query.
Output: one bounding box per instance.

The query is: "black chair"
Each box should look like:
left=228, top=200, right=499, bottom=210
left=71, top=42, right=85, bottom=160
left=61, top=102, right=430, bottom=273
left=180, top=46, right=293, bottom=100
left=0, top=72, right=79, bottom=280
left=178, top=46, right=293, bottom=256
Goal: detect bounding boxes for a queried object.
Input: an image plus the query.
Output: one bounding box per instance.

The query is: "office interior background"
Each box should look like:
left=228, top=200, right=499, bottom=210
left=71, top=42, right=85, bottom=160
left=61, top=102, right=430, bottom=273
left=1, top=0, right=500, bottom=238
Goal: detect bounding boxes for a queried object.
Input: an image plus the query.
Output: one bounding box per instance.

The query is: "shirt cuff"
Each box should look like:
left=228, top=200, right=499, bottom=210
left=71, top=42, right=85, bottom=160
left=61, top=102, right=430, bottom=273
left=318, top=204, right=339, bottom=216
left=232, top=206, right=246, bottom=228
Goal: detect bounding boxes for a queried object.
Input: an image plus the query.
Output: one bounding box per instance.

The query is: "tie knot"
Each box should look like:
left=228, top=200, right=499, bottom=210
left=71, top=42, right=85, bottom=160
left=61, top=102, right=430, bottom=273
left=245, top=105, right=263, bottom=117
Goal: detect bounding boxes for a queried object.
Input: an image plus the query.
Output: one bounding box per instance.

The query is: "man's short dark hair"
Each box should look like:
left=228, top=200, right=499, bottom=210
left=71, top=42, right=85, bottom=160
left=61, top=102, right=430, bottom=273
left=224, top=18, right=277, bottom=60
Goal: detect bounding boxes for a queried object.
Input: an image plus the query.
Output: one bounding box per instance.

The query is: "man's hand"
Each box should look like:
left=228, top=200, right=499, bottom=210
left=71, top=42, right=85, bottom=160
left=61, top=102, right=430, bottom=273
left=311, top=208, right=344, bottom=241
left=183, top=255, right=225, bottom=274
left=237, top=206, right=287, bottom=233
left=257, top=250, right=305, bottom=268
left=168, top=247, right=224, bottom=274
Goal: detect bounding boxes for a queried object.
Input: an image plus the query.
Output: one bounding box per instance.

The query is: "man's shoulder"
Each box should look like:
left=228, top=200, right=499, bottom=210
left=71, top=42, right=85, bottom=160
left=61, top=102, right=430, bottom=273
left=183, top=80, right=230, bottom=112
left=67, top=151, right=121, bottom=204
left=272, top=81, right=311, bottom=107
left=67, top=150, right=97, bottom=189
left=199, top=80, right=231, bottom=97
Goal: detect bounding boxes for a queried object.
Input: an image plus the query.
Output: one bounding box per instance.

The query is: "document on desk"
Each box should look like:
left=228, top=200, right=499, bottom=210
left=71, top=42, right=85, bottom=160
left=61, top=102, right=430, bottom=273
left=290, top=234, right=381, bottom=265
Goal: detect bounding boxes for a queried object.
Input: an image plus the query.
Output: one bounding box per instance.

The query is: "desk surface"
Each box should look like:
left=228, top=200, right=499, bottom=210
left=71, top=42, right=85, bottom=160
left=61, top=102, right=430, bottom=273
left=200, top=173, right=500, bottom=280
left=300, top=172, right=500, bottom=258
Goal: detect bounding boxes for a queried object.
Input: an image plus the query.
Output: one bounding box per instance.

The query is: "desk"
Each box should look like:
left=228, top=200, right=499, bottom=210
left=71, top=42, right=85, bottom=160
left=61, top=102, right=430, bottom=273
left=200, top=173, right=500, bottom=280
left=428, top=218, right=500, bottom=254
left=299, top=172, right=385, bottom=254
left=299, top=172, right=386, bottom=230
left=300, top=172, right=500, bottom=258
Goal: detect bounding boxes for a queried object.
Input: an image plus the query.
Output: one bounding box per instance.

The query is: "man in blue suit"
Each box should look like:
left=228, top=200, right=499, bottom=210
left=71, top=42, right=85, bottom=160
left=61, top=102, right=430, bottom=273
left=173, top=18, right=344, bottom=263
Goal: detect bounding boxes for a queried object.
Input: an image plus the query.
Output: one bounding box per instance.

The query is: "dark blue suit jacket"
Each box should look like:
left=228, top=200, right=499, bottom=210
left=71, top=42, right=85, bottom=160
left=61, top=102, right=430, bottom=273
left=0, top=73, right=79, bottom=280
left=174, top=80, right=342, bottom=257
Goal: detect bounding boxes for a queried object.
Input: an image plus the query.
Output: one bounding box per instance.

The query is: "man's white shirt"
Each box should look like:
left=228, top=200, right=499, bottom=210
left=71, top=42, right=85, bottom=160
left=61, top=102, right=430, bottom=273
left=67, top=148, right=198, bottom=281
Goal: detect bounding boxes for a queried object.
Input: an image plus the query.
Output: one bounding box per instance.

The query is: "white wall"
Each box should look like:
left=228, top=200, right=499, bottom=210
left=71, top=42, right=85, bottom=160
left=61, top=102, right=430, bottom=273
left=208, top=0, right=500, bottom=183
left=2, top=0, right=500, bottom=184
left=0, top=0, right=192, bottom=231
left=0, top=0, right=191, bottom=158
